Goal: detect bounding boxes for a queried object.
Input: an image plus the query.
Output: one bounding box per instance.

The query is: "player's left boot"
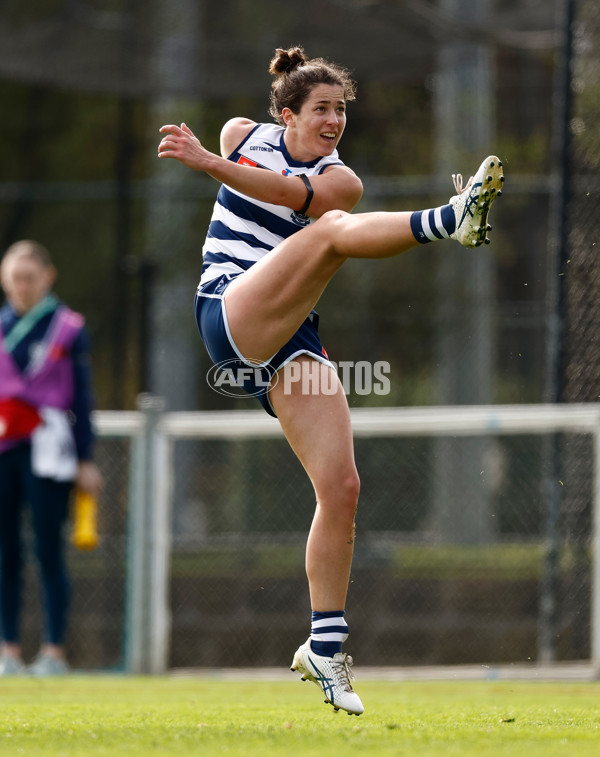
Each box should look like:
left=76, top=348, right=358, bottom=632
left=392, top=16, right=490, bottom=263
left=449, top=155, right=504, bottom=248
left=290, top=638, right=364, bottom=715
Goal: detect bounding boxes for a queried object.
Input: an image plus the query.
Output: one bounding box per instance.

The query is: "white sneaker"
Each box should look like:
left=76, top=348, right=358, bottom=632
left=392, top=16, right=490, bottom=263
left=290, top=639, right=364, bottom=715
left=449, top=155, right=504, bottom=247
left=28, top=653, right=69, bottom=676
left=0, top=655, right=25, bottom=676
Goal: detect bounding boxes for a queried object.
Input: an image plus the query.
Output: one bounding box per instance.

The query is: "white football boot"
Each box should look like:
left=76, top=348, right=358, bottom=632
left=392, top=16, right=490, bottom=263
left=291, top=638, right=364, bottom=715
left=449, top=155, right=504, bottom=247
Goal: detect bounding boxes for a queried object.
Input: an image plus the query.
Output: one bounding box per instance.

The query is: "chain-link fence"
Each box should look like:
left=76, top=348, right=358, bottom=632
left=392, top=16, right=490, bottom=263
left=16, top=405, right=598, bottom=672
left=167, top=420, right=595, bottom=669
left=562, top=0, right=600, bottom=403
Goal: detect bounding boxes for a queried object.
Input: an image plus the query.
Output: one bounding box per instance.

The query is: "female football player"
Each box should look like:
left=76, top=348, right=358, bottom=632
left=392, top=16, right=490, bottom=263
left=158, top=46, right=503, bottom=714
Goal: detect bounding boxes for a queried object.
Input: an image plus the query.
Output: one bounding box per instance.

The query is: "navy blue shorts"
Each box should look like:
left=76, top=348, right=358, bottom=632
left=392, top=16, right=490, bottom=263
left=194, top=274, right=333, bottom=417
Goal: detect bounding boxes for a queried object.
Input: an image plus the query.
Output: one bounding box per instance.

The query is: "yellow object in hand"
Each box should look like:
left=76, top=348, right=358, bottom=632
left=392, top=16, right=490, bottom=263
left=71, top=489, right=99, bottom=550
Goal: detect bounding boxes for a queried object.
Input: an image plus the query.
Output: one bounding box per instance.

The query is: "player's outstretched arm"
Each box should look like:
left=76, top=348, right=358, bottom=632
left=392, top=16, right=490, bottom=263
left=157, top=122, right=362, bottom=216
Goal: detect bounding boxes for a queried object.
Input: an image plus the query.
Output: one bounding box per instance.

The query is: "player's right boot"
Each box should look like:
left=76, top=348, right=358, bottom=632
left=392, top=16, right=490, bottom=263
left=449, top=155, right=504, bottom=248
left=290, top=638, right=364, bottom=715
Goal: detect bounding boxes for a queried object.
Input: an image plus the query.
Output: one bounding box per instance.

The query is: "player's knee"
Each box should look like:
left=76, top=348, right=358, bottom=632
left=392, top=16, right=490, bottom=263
left=319, top=468, right=360, bottom=518
left=346, top=469, right=361, bottom=508
left=316, top=209, right=351, bottom=252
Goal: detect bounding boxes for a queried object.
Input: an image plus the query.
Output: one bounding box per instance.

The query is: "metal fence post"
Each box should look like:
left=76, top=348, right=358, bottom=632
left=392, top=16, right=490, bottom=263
left=592, top=420, right=600, bottom=677
left=123, top=401, right=148, bottom=673
left=123, top=393, right=171, bottom=674
left=147, top=400, right=173, bottom=674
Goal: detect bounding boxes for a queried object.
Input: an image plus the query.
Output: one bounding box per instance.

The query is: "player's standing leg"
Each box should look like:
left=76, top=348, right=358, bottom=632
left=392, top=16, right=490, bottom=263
left=270, top=357, right=364, bottom=715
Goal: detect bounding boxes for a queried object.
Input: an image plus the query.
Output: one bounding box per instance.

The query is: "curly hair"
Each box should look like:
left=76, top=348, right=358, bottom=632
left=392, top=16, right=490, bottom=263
left=268, top=46, right=356, bottom=125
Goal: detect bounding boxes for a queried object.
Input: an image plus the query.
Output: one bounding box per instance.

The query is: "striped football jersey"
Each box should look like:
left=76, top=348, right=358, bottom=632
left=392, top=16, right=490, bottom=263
left=199, top=122, right=345, bottom=286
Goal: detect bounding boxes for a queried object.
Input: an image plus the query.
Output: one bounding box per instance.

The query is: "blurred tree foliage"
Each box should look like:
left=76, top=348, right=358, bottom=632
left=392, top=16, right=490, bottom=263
left=0, top=0, right=563, bottom=411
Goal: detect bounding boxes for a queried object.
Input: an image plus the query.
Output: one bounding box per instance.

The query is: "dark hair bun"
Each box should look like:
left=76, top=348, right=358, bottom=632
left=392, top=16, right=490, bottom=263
left=269, top=46, right=308, bottom=76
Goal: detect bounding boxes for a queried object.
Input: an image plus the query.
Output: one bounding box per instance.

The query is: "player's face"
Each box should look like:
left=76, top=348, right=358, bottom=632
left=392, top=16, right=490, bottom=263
left=283, top=84, right=347, bottom=161
left=0, top=256, right=55, bottom=314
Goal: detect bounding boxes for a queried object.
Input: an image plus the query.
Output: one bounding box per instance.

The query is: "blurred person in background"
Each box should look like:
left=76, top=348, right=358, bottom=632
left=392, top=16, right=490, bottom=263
left=158, top=46, right=503, bottom=714
left=0, top=240, right=103, bottom=676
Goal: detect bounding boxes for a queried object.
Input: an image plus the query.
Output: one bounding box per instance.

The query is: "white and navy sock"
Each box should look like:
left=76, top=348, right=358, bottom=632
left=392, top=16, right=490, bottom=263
left=410, top=204, right=456, bottom=243
left=310, top=610, right=349, bottom=657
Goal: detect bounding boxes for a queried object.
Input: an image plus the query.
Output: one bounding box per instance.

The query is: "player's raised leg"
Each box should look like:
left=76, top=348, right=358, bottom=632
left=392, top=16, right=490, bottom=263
left=224, top=155, right=504, bottom=364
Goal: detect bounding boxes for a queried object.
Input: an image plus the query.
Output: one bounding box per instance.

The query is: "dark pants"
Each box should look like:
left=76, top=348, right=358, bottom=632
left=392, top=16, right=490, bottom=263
left=0, top=443, right=72, bottom=645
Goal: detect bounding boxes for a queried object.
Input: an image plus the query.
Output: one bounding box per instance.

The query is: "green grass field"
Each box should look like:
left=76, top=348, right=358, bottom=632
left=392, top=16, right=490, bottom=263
left=1, top=675, right=599, bottom=756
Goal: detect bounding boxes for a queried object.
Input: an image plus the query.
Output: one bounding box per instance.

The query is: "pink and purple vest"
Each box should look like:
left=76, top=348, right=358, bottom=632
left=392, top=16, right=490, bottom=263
left=0, top=306, right=84, bottom=454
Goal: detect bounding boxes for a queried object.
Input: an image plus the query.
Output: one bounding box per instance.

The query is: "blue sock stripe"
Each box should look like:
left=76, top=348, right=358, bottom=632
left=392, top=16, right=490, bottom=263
left=410, top=211, right=428, bottom=243
left=310, top=639, right=345, bottom=656
left=441, top=203, right=456, bottom=235
left=311, top=610, right=345, bottom=621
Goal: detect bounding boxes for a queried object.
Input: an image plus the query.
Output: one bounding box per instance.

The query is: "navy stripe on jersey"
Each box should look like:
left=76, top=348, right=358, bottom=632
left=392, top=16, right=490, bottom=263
left=207, top=220, right=274, bottom=251
left=217, top=186, right=300, bottom=239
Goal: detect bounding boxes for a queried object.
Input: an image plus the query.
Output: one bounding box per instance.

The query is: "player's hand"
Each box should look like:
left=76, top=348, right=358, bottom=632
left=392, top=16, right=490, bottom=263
left=157, top=123, right=210, bottom=171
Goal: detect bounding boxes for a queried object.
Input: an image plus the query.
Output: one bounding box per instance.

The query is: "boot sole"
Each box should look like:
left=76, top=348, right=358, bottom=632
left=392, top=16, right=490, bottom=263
left=456, top=157, right=504, bottom=248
